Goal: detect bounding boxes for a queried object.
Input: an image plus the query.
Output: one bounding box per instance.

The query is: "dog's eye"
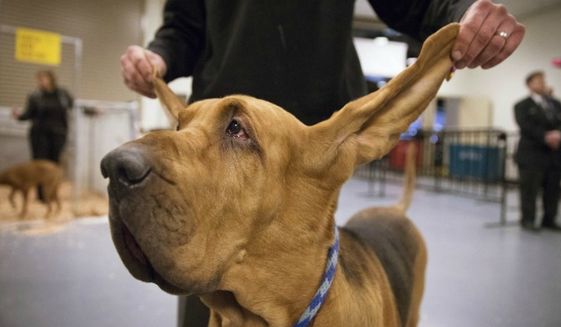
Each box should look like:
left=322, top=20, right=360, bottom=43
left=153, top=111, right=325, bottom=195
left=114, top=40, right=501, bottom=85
left=226, top=119, right=248, bottom=139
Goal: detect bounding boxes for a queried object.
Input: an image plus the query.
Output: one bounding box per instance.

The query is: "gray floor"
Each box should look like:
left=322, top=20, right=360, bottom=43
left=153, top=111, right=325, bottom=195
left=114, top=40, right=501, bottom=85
left=1, top=178, right=561, bottom=327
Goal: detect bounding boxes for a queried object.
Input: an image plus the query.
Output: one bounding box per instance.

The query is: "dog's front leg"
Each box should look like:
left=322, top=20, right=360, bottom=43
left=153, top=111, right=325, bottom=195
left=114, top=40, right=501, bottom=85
left=19, top=190, right=29, bottom=218
left=8, top=188, right=17, bottom=209
left=44, top=202, right=53, bottom=220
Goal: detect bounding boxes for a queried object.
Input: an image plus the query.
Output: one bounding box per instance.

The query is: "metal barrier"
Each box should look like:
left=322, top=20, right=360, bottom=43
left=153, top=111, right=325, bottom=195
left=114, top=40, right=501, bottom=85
left=72, top=100, right=140, bottom=195
left=504, top=132, right=520, bottom=183
left=0, top=106, right=30, bottom=170
left=357, top=128, right=519, bottom=225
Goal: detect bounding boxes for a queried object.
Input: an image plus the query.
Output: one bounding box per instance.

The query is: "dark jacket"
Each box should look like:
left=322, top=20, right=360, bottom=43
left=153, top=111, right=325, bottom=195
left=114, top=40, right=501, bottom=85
left=514, top=96, right=561, bottom=169
left=18, top=88, right=74, bottom=135
left=149, top=0, right=474, bottom=125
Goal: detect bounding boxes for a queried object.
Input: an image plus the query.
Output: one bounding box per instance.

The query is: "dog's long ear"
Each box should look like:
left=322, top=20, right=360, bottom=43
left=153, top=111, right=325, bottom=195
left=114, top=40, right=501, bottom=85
left=309, top=23, right=459, bottom=167
left=152, top=66, right=184, bottom=126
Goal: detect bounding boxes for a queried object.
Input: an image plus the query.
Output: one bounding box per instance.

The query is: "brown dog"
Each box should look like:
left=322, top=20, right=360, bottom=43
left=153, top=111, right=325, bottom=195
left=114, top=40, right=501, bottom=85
left=0, top=160, right=63, bottom=218
left=101, top=24, right=459, bottom=327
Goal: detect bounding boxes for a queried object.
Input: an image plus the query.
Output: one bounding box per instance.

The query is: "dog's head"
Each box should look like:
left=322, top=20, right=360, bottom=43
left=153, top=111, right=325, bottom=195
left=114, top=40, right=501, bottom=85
left=101, top=24, right=459, bottom=295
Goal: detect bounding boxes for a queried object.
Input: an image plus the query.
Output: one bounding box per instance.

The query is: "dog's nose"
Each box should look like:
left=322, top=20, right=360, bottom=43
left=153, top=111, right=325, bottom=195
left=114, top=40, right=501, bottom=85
left=101, top=147, right=151, bottom=187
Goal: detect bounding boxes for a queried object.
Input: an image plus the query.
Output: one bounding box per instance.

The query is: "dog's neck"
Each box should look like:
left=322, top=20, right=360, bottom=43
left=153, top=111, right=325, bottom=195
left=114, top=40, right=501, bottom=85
left=198, top=178, right=400, bottom=326
left=202, top=236, right=335, bottom=326
left=202, top=189, right=340, bottom=326
left=200, top=224, right=399, bottom=327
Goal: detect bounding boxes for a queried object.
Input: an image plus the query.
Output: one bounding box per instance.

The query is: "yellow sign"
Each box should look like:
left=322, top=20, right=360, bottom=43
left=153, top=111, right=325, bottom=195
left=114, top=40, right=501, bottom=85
left=15, top=27, right=61, bottom=66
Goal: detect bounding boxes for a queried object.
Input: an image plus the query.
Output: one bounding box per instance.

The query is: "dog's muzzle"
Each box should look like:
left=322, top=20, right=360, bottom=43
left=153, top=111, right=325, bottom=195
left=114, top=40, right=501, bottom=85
left=100, top=146, right=185, bottom=293
left=101, top=145, right=152, bottom=193
left=100, top=144, right=154, bottom=277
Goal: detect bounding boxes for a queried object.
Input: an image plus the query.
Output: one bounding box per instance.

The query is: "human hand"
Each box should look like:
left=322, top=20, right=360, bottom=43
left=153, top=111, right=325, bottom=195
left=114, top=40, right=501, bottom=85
left=11, top=107, right=21, bottom=120
left=120, top=46, right=167, bottom=98
left=452, top=0, right=525, bottom=70
left=545, top=131, right=561, bottom=150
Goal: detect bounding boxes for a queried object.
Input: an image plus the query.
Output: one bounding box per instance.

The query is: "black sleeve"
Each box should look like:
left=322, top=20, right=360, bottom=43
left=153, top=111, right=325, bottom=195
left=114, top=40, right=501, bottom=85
left=515, top=102, right=546, bottom=145
left=147, top=0, right=206, bottom=82
left=18, top=94, right=38, bottom=121
left=64, top=89, right=74, bottom=109
left=369, top=0, right=475, bottom=40
left=56, top=89, right=74, bottom=110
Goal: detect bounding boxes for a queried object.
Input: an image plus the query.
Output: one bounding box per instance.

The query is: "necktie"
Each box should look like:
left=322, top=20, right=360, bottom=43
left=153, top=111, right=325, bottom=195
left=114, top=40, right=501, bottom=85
left=542, top=97, right=555, bottom=121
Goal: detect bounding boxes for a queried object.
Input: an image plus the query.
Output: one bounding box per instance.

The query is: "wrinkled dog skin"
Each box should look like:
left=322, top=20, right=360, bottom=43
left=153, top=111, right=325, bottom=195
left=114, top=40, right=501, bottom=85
left=101, top=24, right=459, bottom=327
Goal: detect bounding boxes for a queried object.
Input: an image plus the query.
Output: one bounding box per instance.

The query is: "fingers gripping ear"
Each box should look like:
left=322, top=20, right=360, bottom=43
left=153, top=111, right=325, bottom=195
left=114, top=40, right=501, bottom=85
left=317, top=24, right=459, bottom=166
left=150, top=62, right=184, bottom=127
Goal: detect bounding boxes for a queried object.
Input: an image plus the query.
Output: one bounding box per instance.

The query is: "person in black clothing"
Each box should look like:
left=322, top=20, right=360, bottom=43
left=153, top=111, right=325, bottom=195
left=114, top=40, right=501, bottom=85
left=13, top=70, right=74, bottom=163
left=515, top=71, right=561, bottom=232
left=12, top=71, right=73, bottom=202
left=120, top=0, right=524, bottom=325
left=121, top=0, right=524, bottom=124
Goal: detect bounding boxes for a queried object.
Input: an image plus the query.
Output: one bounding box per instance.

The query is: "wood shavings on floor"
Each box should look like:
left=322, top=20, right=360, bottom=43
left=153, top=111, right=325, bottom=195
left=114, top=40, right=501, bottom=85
left=0, top=182, right=108, bottom=234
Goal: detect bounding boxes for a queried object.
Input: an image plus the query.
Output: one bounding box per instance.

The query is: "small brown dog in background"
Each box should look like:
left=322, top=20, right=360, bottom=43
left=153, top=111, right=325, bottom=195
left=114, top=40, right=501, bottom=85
left=0, top=160, right=63, bottom=218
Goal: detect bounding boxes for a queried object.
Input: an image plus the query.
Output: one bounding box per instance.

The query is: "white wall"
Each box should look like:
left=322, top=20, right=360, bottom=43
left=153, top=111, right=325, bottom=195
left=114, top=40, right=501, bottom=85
left=438, top=5, right=561, bottom=131
left=142, top=0, right=165, bottom=48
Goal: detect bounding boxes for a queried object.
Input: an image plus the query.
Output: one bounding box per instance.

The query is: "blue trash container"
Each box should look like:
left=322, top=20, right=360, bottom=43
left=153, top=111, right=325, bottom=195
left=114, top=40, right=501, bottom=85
left=448, top=144, right=504, bottom=182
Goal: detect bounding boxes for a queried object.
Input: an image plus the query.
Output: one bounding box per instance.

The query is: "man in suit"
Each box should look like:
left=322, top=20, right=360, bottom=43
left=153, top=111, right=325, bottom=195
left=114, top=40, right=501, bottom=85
left=515, top=71, right=561, bottom=232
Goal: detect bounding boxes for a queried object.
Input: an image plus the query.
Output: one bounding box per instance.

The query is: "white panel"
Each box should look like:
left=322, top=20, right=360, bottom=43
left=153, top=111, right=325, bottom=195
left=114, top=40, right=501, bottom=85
left=140, top=77, right=192, bottom=131
left=353, top=37, right=407, bottom=78
left=457, top=97, right=492, bottom=128
left=354, top=0, right=377, bottom=18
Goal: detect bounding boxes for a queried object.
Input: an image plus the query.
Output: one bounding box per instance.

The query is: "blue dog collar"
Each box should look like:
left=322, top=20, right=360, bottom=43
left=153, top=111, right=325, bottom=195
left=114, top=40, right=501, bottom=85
left=294, top=226, right=340, bottom=327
